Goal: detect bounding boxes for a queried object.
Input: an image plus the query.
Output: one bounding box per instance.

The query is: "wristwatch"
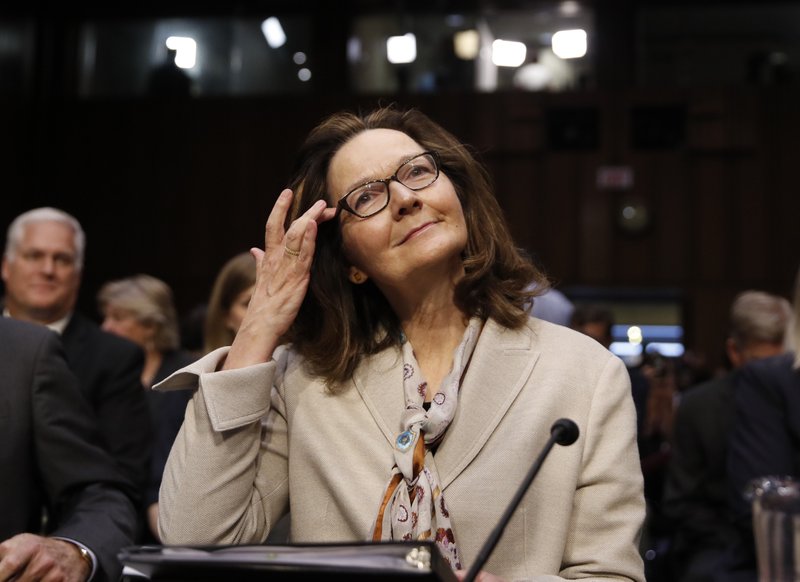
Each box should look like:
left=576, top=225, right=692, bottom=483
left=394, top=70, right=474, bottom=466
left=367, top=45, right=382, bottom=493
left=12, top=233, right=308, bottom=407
left=77, top=545, right=93, bottom=572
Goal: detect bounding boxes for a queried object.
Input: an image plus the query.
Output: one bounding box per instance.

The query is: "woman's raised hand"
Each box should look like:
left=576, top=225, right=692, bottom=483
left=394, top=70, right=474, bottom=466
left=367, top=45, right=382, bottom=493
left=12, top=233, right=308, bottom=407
left=224, top=189, right=336, bottom=370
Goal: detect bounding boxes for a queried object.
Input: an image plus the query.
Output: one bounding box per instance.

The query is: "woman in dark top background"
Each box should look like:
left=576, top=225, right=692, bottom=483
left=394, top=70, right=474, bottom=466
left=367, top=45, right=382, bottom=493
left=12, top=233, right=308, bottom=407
left=98, top=273, right=196, bottom=542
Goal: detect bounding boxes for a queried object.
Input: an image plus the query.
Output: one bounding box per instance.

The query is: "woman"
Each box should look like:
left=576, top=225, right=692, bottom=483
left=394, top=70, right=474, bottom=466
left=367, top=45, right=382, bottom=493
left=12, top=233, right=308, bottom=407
left=203, top=251, right=256, bottom=354
left=98, top=274, right=196, bottom=542
left=157, top=106, right=645, bottom=580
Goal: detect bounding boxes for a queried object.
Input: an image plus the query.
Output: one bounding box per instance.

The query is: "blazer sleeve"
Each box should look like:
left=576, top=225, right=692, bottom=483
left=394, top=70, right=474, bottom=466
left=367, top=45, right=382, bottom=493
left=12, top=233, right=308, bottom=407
left=560, top=354, right=646, bottom=581
left=33, top=332, right=138, bottom=582
left=157, top=348, right=290, bottom=545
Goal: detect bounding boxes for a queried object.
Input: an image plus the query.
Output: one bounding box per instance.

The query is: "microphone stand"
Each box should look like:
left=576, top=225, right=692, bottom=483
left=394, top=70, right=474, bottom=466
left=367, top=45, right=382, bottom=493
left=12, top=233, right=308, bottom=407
left=461, top=418, right=579, bottom=582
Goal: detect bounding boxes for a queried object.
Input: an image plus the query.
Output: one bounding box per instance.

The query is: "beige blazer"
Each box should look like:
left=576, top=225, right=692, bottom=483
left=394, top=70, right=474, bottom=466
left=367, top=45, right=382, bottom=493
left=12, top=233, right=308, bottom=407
left=157, top=317, right=645, bottom=581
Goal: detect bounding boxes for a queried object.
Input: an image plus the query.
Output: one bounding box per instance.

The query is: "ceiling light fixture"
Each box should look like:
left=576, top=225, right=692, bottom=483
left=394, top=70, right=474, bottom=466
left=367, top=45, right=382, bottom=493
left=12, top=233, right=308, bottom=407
left=552, top=29, right=587, bottom=59
left=165, top=36, right=196, bottom=69
left=491, top=39, right=527, bottom=67
left=261, top=17, right=286, bottom=48
left=387, top=33, right=416, bottom=64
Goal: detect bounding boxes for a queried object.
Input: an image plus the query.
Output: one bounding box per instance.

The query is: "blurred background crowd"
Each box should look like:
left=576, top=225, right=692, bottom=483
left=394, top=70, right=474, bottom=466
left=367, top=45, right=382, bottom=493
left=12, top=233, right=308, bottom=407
left=1, top=1, right=799, bottom=581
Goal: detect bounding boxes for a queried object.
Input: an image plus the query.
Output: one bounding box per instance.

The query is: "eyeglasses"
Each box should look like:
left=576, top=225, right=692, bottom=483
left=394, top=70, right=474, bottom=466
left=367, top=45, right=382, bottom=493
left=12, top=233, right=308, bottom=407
left=336, top=151, right=440, bottom=219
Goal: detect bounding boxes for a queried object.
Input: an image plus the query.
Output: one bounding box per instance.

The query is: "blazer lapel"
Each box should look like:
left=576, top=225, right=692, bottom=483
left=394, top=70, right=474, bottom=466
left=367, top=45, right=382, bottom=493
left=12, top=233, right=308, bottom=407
left=351, top=345, right=406, bottom=448
left=350, top=319, right=541, bottom=483
left=435, top=319, right=540, bottom=489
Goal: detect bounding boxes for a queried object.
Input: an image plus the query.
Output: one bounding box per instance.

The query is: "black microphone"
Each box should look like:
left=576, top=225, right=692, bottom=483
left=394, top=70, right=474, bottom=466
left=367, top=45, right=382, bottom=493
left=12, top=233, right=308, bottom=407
left=550, top=418, right=580, bottom=446
left=461, top=418, right=580, bottom=582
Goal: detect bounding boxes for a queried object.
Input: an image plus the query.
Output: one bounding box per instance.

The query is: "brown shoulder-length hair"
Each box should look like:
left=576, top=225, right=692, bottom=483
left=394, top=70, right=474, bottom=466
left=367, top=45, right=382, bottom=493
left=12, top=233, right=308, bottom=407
left=203, top=252, right=257, bottom=354
left=284, top=105, right=548, bottom=387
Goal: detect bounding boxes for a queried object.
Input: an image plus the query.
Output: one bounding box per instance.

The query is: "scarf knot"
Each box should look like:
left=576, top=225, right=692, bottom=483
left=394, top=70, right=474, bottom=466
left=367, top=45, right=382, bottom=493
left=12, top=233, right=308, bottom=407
left=370, top=318, right=483, bottom=570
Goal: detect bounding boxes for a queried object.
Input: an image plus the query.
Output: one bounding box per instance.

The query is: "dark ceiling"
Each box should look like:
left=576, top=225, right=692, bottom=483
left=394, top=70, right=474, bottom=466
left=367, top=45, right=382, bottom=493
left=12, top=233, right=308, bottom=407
left=3, top=0, right=797, bottom=18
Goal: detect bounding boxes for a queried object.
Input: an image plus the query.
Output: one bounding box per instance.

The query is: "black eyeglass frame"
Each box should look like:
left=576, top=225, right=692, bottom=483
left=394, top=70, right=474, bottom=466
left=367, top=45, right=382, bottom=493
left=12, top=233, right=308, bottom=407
left=335, top=151, right=440, bottom=219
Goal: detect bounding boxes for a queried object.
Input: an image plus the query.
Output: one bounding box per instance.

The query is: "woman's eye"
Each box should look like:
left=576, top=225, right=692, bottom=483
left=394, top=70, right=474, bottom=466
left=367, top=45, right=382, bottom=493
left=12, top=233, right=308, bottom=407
left=354, top=188, right=379, bottom=209
left=403, top=163, right=433, bottom=182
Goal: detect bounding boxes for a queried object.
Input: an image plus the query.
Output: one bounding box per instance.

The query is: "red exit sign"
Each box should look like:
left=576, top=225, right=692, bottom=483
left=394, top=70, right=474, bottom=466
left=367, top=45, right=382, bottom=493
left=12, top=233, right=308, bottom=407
left=596, top=166, right=634, bottom=190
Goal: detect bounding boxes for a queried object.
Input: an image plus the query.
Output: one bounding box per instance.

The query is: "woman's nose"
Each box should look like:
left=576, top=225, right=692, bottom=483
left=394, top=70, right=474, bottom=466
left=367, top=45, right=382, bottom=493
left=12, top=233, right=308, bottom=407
left=389, top=182, right=423, bottom=217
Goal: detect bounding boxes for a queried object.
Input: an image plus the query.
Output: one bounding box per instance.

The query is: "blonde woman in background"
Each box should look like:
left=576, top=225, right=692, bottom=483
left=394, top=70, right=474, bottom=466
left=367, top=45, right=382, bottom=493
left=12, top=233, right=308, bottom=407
left=203, top=252, right=256, bottom=354
left=98, top=274, right=196, bottom=542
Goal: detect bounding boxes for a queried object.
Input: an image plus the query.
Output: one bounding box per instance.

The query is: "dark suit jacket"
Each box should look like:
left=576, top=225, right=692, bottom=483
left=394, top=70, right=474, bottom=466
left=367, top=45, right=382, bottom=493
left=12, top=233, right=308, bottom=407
left=0, top=318, right=138, bottom=582
left=663, top=374, right=739, bottom=564
left=725, top=353, right=800, bottom=579
left=61, top=312, right=152, bottom=499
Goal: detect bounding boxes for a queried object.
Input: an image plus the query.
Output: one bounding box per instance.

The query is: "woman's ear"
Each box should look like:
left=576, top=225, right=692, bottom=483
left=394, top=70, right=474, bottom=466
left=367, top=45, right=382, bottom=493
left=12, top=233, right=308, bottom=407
left=348, top=267, right=368, bottom=285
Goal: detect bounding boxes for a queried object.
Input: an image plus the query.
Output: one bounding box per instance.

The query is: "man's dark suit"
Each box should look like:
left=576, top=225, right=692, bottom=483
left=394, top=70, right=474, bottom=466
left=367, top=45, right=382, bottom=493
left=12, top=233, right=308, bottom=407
left=663, top=373, right=740, bottom=580
left=61, top=311, right=152, bottom=498
left=0, top=317, right=138, bottom=581
left=723, top=352, right=800, bottom=580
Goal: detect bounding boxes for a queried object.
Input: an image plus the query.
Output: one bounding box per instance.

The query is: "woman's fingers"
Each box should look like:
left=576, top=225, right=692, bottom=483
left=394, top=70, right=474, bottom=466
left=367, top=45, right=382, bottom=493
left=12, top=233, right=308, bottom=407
left=305, top=199, right=337, bottom=223
left=281, top=199, right=333, bottom=257
left=250, top=247, right=265, bottom=262
left=296, top=217, right=319, bottom=263
left=225, top=197, right=334, bottom=369
left=264, top=189, right=293, bottom=251
left=319, top=206, right=338, bottom=223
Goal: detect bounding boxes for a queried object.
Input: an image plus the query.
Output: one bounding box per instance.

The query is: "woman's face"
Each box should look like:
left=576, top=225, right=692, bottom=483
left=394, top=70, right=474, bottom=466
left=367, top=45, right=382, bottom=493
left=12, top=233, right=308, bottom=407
left=101, top=305, right=154, bottom=349
left=328, top=129, right=467, bottom=291
left=225, top=284, right=254, bottom=334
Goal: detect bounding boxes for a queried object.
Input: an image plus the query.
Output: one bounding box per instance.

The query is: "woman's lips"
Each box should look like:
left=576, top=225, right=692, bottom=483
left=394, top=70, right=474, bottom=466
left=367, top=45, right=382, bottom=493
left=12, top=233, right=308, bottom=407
left=398, top=221, right=436, bottom=245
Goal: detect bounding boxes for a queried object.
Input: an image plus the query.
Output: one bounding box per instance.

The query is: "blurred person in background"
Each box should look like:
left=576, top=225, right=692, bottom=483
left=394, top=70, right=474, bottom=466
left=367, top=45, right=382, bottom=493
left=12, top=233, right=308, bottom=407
left=179, top=303, right=208, bottom=357
left=203, top=251, right=256, bottom=354
left=569, top=304, right=615, bottom=348
left=529, top=286, right=574, bottom=326
left=0, top=317, right=138, bottom=582
left=723, top=275, right=799, bottom=581
left=663, top=290, right=791, bottom=581
left=1, top=207, right=150, bottom=522
left=98, top=273, right=196, bottom=542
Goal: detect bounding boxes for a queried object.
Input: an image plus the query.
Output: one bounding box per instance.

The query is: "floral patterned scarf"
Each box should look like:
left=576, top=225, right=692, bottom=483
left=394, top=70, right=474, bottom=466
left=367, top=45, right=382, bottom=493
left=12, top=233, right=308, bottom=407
left=371, top=318, right=483, bottom=570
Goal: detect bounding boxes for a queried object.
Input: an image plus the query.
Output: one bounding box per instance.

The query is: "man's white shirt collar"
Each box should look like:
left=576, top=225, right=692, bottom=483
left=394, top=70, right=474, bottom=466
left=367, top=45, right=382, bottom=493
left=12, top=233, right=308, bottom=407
left=3, top=309, right=72, bottom=335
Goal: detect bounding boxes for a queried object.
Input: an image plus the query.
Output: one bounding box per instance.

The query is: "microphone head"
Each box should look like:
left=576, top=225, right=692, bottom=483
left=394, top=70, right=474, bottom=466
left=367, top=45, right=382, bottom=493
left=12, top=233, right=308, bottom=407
left=551, top=418, right=579, bottom=446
